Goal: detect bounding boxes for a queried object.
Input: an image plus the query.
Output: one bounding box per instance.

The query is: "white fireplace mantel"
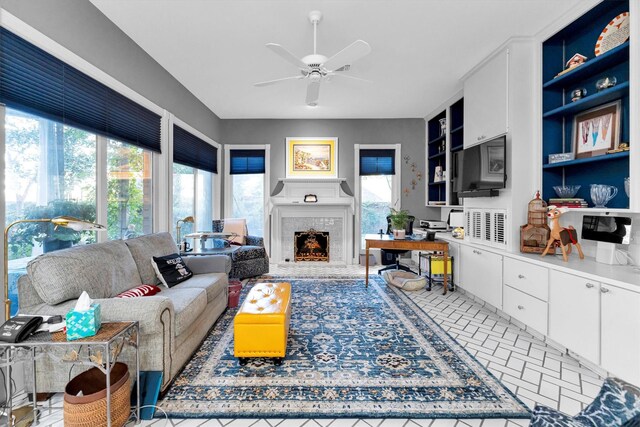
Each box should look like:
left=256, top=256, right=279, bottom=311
left=269, top=179, right=355, bottom=264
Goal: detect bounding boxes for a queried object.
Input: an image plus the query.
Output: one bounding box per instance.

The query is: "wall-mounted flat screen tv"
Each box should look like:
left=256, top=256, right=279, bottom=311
left=456, top=136, right=506, bottom=197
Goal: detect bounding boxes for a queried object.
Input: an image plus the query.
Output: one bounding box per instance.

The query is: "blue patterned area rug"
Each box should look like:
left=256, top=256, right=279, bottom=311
left=157, top=275, right=530, bottom=419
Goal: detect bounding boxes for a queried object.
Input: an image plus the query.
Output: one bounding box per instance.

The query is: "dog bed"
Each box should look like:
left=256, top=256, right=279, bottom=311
left=381, top=270, right=427, bottom=291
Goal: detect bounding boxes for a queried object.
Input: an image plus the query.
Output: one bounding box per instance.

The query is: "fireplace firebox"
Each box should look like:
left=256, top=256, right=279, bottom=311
left=294, top=229, right=329, bottom=262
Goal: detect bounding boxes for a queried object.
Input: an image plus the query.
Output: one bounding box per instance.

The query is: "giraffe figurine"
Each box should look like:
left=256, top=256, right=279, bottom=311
left=541, top=205, right=584, bottom=262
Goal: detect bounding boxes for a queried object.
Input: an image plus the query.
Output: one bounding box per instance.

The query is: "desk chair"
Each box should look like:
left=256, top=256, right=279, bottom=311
left=378, top=215, right=416, bottom=275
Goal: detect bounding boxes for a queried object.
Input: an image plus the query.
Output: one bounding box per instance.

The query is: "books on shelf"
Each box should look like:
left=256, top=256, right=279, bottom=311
left=549, top=198, right=588, bottom=208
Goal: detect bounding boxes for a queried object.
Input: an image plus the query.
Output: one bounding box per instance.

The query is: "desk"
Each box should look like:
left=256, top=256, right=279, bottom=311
left=365, top=234, right=450, bottom=295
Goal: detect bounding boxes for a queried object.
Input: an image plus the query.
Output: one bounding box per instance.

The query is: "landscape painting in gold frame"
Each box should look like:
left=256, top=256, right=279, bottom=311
left=286, top=138, right=338, bottom=179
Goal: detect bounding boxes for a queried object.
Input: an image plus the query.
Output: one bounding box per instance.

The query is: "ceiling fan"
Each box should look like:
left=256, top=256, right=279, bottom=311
left=254, top=10, right=372, bottom=106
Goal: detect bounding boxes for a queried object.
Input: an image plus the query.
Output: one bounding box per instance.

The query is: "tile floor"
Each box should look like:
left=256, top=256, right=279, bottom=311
left=30, top=263, right=603, bottom=426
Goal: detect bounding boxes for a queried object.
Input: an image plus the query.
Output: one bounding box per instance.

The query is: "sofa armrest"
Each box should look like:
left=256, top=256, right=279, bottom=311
left=245, top=235, right=264, bottom=247
left=183, top=255, right=231, bottom=275
left=93, top=296, right=174, bottom=335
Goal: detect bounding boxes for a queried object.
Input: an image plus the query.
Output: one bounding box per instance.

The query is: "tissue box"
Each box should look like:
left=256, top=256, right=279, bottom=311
left=65, top=303, right=101, bottom=340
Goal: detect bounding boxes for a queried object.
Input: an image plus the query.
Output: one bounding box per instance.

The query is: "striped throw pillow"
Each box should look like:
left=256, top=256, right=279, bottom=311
left=116, top=284, right=161, bottom=299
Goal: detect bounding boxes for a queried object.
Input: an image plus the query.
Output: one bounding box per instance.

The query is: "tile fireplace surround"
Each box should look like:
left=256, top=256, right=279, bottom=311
left=269, top=179, right=355, bottom=265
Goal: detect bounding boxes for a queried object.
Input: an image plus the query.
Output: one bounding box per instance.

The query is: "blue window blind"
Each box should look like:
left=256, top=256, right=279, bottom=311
left=359, top=149, right=396, bottom=175
left=230, top=149, right=266, bottom=175
left=173, top=124, right=218, bottom=174
left=0, top=28, right=162, bottom=152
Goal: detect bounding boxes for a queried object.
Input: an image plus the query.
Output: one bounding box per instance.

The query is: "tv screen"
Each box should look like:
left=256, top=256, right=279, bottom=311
left=457, top=136, right=506, bottom=193
left=581, top=215, right=632, bottom=245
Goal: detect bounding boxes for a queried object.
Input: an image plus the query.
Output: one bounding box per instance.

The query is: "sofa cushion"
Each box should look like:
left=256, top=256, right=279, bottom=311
left=27, top=240, right=141, bottom=305
left=175, top=273, right=227, bottom=303
left=159, top=287, right=207, bottom=336
left=232, top=246, right=267, bottom=262
left=124, top=232, right=179, bottom=285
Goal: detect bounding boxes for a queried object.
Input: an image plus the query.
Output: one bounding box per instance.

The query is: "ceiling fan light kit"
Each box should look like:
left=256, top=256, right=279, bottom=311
left=254, top=10, right=372, bottom=106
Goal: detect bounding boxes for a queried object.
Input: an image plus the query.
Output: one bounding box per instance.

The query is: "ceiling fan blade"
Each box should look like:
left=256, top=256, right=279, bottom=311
left=254, top=76, right=303, bottom=87
left=306, top=81, right=320, bottom=105
left=323, top=40, right=371, bottom=72
left=329, top=73, right=373, bottom=84
left=265, top=43, right=308, bottom=69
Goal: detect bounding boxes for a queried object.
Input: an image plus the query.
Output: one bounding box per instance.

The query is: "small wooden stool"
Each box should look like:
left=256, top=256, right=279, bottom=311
left=234, top=282, right=291, bottom=365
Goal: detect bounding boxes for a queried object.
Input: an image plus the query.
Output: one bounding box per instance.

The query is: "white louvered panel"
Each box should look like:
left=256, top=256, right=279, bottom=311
left=483, top=211, right=492, bottom=243
left=493, top=211, right=507, bottom=246
left=472, top=211, right=482, bottom=241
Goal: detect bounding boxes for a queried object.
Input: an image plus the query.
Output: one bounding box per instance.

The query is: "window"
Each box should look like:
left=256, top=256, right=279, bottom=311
left=225, top=147, right=269, bottom=239
left=107, top=140, right=153, bottom=240
left=356, top=146, right=400, bottom=248
left=172, top=163, right=196, bottom=239
left=360, top=175, right=394, bottom=242
left=171, top=121, right=219, bottom=241
left=5, top=108, right=97, bottom=316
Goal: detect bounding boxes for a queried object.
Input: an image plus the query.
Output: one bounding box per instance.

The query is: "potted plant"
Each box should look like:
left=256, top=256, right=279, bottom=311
left=13, top=199, right=97, bottom=253
left=389, top=208, right=410, bottom=239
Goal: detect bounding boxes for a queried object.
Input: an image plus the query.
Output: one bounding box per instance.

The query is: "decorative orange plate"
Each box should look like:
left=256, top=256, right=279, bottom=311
left=595, top=12, right=629, bottom=56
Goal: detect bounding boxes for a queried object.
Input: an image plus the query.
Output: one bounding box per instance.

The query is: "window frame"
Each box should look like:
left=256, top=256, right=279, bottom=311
left=224, top=144, right=271, bottom=251
left=353, top=143, right=401, bottom=259
left=168, top=115, right=221, bottom=235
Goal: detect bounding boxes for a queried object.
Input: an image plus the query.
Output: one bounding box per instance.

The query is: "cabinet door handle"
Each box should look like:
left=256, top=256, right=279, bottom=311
left=517, top=305, right=524, bottom=310
left=518, top=274, right=525, bottom=279
left=601, top=287, right=610, bottom=294
left=585, top=283, right=595, bottom=289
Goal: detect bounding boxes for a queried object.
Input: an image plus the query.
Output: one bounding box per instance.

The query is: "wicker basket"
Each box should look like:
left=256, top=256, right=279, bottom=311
left=64, top=362, right=131, bottom=427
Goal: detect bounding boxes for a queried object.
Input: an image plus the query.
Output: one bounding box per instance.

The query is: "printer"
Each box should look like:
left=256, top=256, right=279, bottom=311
left=419, top=219, right=449, bottom=230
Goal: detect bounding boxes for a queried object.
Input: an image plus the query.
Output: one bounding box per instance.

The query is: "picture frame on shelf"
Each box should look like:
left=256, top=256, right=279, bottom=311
left=285, top=137, right=338, bottom=179
left=572, top=100, right=621, bottom=159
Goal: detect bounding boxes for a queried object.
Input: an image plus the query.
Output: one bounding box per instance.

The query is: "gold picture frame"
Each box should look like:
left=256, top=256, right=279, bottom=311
left=286, top=138, right=338, bottom=179
left=573, top=100, right=621, bottom=159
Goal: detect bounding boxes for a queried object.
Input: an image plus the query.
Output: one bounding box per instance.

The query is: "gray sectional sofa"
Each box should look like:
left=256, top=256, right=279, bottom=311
left=17, top=232, right=230, bottom=392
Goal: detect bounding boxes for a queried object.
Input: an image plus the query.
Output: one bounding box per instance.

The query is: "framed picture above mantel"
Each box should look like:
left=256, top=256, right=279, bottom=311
left=286, top=137, right=338, bottom=179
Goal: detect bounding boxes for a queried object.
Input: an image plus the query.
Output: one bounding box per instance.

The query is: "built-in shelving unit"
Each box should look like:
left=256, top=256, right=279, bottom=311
left=425, top=95, right=465, bottom=208
left=449, top=98, right=464, bottom=206
left=541, top=0, right=630, bottom=209
left=426, top=110, right=447, bottom=205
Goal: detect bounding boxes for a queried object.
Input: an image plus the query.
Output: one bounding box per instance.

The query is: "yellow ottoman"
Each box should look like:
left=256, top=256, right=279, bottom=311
left=234, top=282, right=291, bottom=365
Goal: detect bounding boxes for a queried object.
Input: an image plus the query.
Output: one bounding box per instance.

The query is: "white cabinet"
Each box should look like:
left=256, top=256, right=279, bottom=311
left=459, top=245, right=502, bottom=308
left=600, top=283, right=640, bottom=386
left=549, top=271, right=600, bottom=364
left=503, top=285, right=548, bottom=335
left=463, top=48, right=509, bottom=147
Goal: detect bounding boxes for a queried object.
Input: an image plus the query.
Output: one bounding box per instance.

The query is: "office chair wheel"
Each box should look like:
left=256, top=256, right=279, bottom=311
left=238, top=357, right=249, bottom=366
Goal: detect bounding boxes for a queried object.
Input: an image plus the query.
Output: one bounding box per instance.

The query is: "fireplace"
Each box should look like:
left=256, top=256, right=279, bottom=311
left=294, top=229, right=329, bottom=262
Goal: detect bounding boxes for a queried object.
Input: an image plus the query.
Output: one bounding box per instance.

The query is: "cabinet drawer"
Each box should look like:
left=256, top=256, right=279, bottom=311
left=503, top=285, right=548, bottom=335
left=503, top=258, right=548, bottom=301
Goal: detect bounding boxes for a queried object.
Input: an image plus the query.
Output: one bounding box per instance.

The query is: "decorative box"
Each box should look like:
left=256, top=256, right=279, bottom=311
left=548, top=153, right=575, bottom=164
left=65, top=303, right=102, bottom=340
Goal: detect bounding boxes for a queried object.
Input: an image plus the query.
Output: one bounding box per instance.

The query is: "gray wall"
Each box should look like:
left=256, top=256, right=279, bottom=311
left=0, top=0, right=224, bottom=142
left=224, top=119, right=436, bottom=219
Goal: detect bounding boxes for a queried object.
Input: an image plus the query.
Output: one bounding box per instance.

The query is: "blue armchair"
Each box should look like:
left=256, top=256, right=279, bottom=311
left=212, top=219, right=269, bottom=279
left=531, top=377, right=640, bottom=427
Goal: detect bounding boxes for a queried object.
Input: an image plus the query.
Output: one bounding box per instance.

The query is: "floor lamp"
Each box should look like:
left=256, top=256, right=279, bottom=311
left=176, top=216, right=195, bottom=245
left=4, top=216, right=106, bottom=321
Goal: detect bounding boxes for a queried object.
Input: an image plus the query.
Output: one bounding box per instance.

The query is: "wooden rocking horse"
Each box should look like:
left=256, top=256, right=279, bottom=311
left=541, top=205, right=584, bottom=262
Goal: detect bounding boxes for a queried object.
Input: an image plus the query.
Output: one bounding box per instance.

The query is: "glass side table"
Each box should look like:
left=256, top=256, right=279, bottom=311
left=0, top=321, right=140, bottom=426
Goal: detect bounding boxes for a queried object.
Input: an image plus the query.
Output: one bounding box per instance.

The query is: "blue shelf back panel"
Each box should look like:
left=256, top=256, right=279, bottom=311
left=428, top=110, right=446, bottom=140
left=543, top=42, right=629, bottom=89
left=450, top=98, right=464, bottom=129
left=543, top=1, right=629, bottom=75
left=543, top=155, right=629, bottom=209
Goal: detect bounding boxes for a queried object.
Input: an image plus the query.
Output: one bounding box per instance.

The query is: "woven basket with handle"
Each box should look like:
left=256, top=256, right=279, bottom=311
left=63, top=362, right=131, bottom=427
